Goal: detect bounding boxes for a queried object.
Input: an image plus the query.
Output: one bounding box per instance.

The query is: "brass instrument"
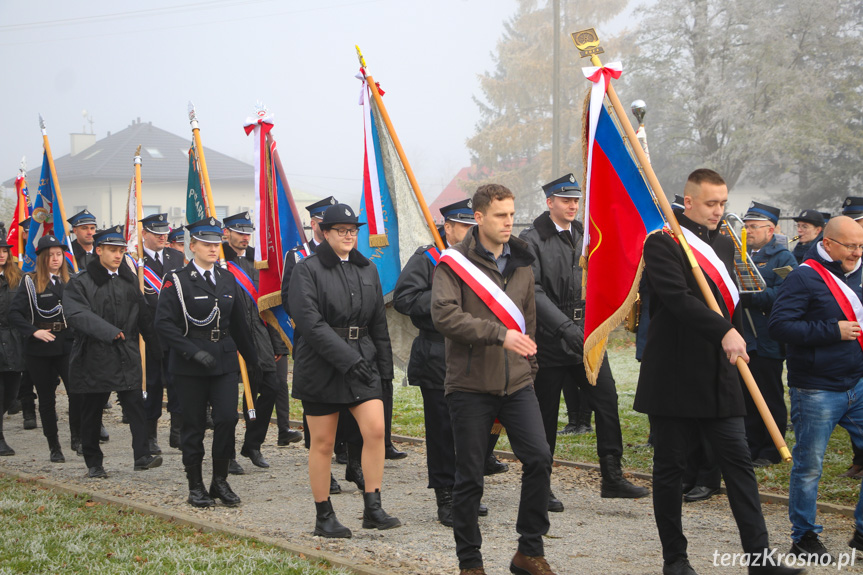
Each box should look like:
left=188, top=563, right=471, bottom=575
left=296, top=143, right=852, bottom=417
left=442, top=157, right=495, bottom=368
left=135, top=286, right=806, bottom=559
left=720, top=213, right=766, bottom=293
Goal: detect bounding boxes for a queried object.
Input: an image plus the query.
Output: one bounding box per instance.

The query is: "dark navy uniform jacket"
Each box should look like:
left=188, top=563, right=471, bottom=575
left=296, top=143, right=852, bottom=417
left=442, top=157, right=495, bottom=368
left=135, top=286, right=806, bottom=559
left=155, top=262, right=258, bottom=377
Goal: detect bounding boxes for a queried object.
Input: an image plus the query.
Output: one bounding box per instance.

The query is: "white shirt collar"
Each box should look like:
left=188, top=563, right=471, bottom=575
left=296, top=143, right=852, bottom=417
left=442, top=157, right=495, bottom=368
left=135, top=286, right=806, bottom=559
left=143, top=246, right=163, bottom=260
left=552, top=219, right=571, bottom=233
left=193, top=260, right=215, bottom=281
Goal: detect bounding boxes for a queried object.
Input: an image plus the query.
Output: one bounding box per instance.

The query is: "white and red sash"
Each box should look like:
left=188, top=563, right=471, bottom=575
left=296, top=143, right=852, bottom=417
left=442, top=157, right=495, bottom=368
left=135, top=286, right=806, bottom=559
left=802, top=259, right=863, bottom=352
left=438, top=249, right=526, bottom=334
left=677, top=227, right=740, bottom=317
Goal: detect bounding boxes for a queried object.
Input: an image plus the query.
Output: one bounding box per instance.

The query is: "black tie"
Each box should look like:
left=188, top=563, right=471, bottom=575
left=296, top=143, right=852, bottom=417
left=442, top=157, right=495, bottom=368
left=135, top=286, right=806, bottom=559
left=155, top=251, right=160, bottom=265
left=204, top=270, right=213, bottom=286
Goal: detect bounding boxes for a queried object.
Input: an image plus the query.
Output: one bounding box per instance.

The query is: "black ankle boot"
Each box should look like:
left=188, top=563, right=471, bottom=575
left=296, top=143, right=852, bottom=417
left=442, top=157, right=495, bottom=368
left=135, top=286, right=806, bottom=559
left=0, top=433, right=14, bottom=456
left=22, top=403, right=37, bottom=430
left=600, top=454, right=649, bottom=498
left=434, top=487, right=453, bottom=527
left=185, top=464, right=214, bottom=508
left=209, top=459, right=241, bottom=506
left=147, top=420, right=161, bottom=455
left=361, top=489, right=401, bottom=530
left=47, top=435, right=65, bottom=463
left=314, top=498, right=352, bottom=538
left=169, top=413, right=182, bottom=449
left=345, top=442, right=365, bottom=491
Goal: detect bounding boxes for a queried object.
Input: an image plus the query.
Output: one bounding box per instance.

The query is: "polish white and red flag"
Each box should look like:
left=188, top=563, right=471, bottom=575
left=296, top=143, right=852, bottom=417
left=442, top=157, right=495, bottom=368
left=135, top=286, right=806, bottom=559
left=679, top=227, right=740, bottom=316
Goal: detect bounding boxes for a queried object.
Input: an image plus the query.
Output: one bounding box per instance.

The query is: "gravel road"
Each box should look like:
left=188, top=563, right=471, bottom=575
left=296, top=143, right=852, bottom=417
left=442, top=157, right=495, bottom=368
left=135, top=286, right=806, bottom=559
left=1, top=396, right=858, bottom=575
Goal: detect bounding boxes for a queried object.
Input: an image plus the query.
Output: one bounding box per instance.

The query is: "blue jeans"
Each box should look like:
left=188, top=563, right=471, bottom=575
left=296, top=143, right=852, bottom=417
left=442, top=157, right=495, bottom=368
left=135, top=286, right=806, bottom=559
left=788, top=379, right=863, bottom=541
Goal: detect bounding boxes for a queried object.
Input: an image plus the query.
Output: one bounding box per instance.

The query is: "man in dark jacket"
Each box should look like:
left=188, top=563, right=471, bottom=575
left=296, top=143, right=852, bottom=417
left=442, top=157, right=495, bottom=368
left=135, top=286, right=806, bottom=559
left=393, top=198, right=490, bottom=526
left=738, top=202, right=797, bottom=467
left=68, top=209, right=97, bottom=270
left=64, top=226, right=163, bottom=478
left=432, top=184, right=555, bottom=575
left=636, top=169, right=800, bottom=575
left=520, top=173, right=648, bottom=510
left=791, top=210, right=824, bottom=265
left=222, top=212, right=299, bottom=469
left=769, top=215, right=863, bottom=561
left=139, top=213, right=186, bottom=454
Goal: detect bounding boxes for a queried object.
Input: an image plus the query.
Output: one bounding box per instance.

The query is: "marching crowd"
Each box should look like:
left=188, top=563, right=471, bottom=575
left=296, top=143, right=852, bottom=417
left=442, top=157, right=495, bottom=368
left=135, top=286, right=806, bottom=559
left=0, top=168, right=862, bottom=575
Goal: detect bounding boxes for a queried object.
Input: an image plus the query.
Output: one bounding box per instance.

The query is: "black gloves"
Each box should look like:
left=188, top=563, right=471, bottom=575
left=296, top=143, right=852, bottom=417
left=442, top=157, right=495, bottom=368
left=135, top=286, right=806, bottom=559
left=562, top=323, right=585, bottom=356
left=347, top=359, right=374, bottom=384
left=739, top=292, right=754, bottom=309
left=191, top=350, right=216, bottom=370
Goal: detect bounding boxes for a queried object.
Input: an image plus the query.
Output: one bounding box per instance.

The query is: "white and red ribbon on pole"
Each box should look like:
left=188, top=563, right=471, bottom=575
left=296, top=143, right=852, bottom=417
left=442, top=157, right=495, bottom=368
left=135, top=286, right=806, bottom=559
left=356, top=71, right=385, bottom=236
left=244, top=113, right=274, bottom=267
left=680, top=227, right=740, bottom=316
left=438, top=248, right=526, bottom=334
left=125, top=175, right=138, bottom=255
left=581, top=62, right=623, bottom=257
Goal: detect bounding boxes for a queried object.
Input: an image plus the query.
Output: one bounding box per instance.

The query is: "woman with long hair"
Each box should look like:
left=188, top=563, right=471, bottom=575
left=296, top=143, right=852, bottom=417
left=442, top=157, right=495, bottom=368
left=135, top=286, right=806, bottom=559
left=0, top=226, right=23, bottom=455
left=289, top=203, right=400, bottom=538
left=9, top=234, right=82, bottom=462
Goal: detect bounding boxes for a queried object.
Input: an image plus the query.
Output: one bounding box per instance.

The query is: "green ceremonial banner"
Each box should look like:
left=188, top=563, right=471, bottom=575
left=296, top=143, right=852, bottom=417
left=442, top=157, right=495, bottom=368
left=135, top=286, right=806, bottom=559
left=186, top=144, right=207, bottom=224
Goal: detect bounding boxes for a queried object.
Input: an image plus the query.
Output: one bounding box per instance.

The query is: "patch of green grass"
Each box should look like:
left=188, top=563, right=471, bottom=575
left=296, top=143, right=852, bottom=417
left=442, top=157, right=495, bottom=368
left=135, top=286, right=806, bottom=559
left=387, top=339, right=862, bottom=508
left=0, top=474, right=348, bottom=574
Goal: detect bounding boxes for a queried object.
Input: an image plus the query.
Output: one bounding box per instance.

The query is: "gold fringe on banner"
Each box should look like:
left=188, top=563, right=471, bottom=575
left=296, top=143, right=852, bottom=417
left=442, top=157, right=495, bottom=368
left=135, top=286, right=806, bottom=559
left=491, top=421, right=505, bottom=436
left=368, top=234, right=389, bottom=247
left=255, top=261, right=269, bottom=270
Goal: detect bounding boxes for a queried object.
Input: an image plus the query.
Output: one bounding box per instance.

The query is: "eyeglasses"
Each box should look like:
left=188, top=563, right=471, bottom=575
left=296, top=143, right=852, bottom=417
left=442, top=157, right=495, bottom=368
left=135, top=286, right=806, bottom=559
left=743, top=224, right=771, bottom=231
left=331, top=227, right=359, bottom=237
left=827, top=238, right=863, bottom=252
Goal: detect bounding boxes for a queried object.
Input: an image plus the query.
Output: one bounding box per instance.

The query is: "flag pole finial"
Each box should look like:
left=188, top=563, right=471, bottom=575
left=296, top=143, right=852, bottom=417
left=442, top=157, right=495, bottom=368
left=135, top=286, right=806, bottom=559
left=254, top=101, right=268, bottom=118
left=571, top=28, right=604, bottom=65
left=631, top=100, right=647, bottom=125
left=134, top=144, right=142, bottom=165
left=188, top=101, right=199, bottom=129
left=355, top=45, right=367, bottom=69
left=19, top=156, right=26, bottom=174
left=38, top=114, right=46, bottom=135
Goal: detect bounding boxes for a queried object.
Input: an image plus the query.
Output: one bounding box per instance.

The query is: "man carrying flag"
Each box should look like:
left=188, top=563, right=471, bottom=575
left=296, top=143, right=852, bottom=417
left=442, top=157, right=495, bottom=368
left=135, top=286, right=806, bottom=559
left=520, top=173, right=648, bottom=508
left=635, top=169, right=800, bottom=575
left=432, top=184, right=555, bottom=575
left=221, top=212, right=291, bottom=469
left=68, top=210, right=98, bottom=270
left=139, top=213, right=186, bottom=452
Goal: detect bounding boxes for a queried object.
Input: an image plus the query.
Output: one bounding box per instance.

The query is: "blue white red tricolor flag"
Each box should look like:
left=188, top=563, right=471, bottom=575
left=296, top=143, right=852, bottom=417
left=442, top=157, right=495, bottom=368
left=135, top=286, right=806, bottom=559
left=242, top=115, right=305, bottom=347
left=23, top=152, right=72, bottom=272
left=581, top=63, right=665, bottom=383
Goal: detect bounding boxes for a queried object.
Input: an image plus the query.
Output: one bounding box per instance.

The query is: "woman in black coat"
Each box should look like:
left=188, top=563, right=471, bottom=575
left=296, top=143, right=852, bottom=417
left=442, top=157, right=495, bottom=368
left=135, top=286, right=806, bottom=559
left=155, top=217, right=258, bottom=509
left=0, top=229, right=23, bottom=456
left=9, top=235, right=82, bottom=463
left=289, top=204, right=399, bottom=538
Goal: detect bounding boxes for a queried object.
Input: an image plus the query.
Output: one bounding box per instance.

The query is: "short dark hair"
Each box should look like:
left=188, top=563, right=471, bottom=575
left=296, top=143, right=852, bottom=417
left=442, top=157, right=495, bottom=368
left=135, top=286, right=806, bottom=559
left=686, top=168, right=726, bottom=187
left=472, top=184, right=515, bottom=215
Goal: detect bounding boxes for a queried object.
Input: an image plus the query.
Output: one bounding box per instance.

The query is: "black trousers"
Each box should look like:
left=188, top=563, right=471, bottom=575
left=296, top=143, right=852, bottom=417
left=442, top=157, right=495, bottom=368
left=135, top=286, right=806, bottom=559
left=243, top=369, right=278, bottom=450
left=16, top=370, right=35, bottom=406
left=143, top=351, right=180, bottom=420
left=175, top=372, right=239, bottom=467
left=649, top=415, right=768, bottom=563
left=534, top=360, right=622, bottom=458
left=80, top=390, right=148, bottom=468
left=683, top=430, right=721, bottom=489
left=420, top=386, right=456, bottom=489
left=0, top=371, right=21, bottom=434
left=447, top=386, right=551, bottom=569
left=743, top=352, right=787, bottom=463
left=274, top=356, right=292, bottom=432
left=26, top=354, right=81, bottom=440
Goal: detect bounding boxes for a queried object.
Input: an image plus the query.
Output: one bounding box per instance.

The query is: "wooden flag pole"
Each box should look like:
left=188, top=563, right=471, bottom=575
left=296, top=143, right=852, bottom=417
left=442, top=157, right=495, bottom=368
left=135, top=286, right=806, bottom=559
left=17, top=159, right=27, bottom=268
left=188, top=103, right=256, bottom=420
left=356, top=46, right=445, bottom=251
left=133, top=147, right=148, bottom=400
left=572, top=30, right=790, bottom=462
left=39, top=115, right=77, bottom=273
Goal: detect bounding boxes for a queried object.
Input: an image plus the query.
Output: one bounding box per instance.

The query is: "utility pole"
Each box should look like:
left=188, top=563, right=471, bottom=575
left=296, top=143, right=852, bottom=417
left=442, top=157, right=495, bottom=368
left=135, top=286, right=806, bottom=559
left=551, top=0, right=561, bottom=178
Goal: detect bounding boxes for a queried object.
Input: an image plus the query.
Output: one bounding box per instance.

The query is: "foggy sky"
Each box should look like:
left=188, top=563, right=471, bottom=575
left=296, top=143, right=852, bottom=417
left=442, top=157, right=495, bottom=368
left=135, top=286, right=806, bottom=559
left=0, top=0, right=523, bottom=207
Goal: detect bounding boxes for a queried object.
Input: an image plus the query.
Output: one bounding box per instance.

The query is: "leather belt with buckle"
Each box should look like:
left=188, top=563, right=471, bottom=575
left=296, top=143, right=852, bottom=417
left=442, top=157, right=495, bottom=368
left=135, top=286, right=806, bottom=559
left=333, top=326, right=369, bottom=340
left=36, top=322, right=65, bottom=332
left=189, top=329, right=228, bottom=342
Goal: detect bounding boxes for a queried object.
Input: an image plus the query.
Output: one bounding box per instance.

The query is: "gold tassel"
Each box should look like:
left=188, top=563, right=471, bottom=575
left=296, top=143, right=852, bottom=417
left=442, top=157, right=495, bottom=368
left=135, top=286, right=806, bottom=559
left=491, top=421, right=504, bottom=435
left=368, top=234, right=389, bottom=247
